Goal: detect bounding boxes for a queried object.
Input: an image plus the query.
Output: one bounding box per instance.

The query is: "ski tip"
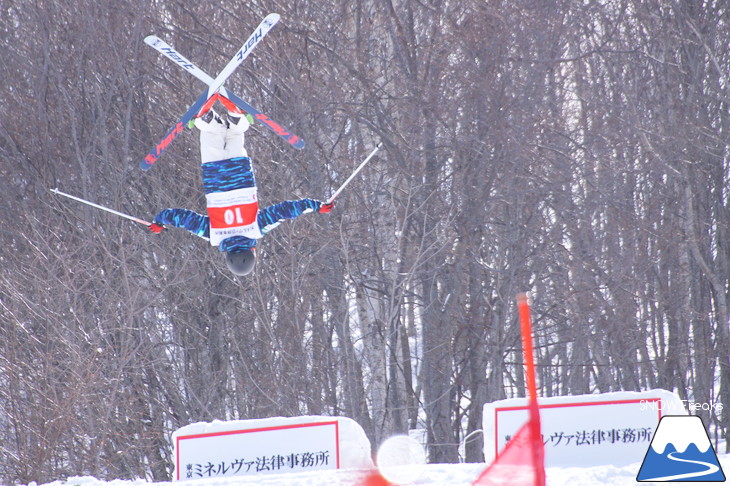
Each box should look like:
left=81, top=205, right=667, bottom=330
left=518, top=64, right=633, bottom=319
left=263, top=13, right=281, bottom=27
left=284, top=133, right=305, bottom=150
left=144, top=35, right=162, bottom=46
left=139, top=160, right=153, bottom=171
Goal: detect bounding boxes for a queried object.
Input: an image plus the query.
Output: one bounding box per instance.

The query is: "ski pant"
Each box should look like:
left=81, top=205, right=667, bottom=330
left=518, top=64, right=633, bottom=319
left=197, top=114, right=249, bottom=163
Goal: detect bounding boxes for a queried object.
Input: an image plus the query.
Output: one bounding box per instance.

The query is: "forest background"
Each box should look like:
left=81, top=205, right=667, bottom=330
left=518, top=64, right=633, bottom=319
left=1, top=0, right=728, bottom=483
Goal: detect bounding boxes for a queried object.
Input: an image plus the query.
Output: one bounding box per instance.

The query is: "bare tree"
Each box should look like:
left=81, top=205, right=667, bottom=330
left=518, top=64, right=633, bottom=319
left=2, top=0, right=730, bottom=482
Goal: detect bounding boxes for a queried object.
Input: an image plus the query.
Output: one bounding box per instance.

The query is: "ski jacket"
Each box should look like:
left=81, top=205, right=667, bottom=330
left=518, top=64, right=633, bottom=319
left=153, top=156, right=323, bottom=252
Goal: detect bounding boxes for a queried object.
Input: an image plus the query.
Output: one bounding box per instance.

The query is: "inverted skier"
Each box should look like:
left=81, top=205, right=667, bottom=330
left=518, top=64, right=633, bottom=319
left=148, top=95, right=334, bottom=276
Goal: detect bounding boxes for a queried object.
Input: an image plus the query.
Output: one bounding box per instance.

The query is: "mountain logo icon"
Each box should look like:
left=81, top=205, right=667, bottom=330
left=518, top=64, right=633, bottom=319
left=637, top=415, right=725, bottom=482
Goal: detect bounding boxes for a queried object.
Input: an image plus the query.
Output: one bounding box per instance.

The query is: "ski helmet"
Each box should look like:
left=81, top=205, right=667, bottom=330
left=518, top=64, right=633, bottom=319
left=225, top=249, right=256, bottom=276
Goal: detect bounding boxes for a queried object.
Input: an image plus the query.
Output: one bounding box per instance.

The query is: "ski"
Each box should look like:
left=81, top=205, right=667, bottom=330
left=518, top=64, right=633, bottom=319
left=140, top=13, right=280, bottom=171
left=144, top=35, right=304, bottom=150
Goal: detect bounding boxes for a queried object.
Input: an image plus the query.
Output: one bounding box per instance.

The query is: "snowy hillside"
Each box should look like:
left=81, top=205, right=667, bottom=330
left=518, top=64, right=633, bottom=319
left=25, top=454, right=730, bottom=486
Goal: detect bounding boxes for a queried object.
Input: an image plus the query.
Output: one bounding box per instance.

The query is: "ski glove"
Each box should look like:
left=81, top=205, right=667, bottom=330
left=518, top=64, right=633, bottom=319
left=319, top=201, right=335, bottom=213
left=148, top=222, right=166, bottom=234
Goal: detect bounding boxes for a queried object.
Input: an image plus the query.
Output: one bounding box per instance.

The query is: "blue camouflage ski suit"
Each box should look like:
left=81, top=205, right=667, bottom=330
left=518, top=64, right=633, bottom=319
left=153, top=112, right=323, bottom=253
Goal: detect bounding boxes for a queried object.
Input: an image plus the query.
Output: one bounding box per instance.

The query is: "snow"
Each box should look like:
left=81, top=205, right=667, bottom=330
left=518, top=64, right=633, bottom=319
left=650, top=416, right=712, bottom=454
left=24, top=453, right=730, bottom=486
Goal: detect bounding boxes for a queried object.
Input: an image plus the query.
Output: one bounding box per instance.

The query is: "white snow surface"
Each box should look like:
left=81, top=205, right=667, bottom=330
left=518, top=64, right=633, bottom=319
left=26, top=453, right=730, bottom=486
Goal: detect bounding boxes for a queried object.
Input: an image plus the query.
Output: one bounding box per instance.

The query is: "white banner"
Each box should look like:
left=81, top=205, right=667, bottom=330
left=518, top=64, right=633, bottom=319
left=483, top=389, right=686, bottom=467
left=175, top=420, right=338, bottom=480
left=172, top=416, right=374, bottom=481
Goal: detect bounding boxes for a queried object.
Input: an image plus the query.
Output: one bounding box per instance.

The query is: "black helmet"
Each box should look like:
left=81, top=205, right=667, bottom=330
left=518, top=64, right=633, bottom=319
left=225, top=249, right=256, bottom=276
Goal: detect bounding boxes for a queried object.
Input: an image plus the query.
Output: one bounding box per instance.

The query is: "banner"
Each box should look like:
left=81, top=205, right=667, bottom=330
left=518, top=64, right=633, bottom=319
left=173, top=416, right=373, bottom=480
left=484, top=389, right=685, bottom=467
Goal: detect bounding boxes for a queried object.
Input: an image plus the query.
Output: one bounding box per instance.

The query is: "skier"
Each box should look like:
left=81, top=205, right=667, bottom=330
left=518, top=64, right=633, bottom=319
left=148, top=96, right=334, bottom=276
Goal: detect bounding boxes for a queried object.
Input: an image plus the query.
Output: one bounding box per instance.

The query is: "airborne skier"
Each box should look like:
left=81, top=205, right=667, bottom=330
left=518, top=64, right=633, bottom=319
left=148, top=96, right=333, bottom=276
left=51, top=13, right=379, bottom=276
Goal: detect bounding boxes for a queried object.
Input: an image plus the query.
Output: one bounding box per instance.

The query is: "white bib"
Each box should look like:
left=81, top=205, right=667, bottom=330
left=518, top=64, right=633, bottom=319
left=206, top=187, right=262, bottom=245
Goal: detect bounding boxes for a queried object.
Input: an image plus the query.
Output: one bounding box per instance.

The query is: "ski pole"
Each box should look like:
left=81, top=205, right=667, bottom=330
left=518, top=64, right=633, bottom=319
left=326, top=142, right=383, bottom=204
left=50, top=188, right=152, bottom=226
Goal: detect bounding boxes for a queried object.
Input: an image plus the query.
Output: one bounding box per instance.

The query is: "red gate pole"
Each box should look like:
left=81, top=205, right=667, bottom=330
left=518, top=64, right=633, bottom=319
left=516, top=292, right=546, bottom=486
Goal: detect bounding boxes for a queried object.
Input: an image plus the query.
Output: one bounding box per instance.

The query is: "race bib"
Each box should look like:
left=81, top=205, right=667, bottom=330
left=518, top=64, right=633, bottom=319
left=206, top=187, right=262, bottom=245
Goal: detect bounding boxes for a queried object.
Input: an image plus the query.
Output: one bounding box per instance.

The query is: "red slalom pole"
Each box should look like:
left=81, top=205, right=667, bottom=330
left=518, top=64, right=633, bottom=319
left=516, top=292, right=546, bottom=486
left=471, top=294, right=547, bottom=486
